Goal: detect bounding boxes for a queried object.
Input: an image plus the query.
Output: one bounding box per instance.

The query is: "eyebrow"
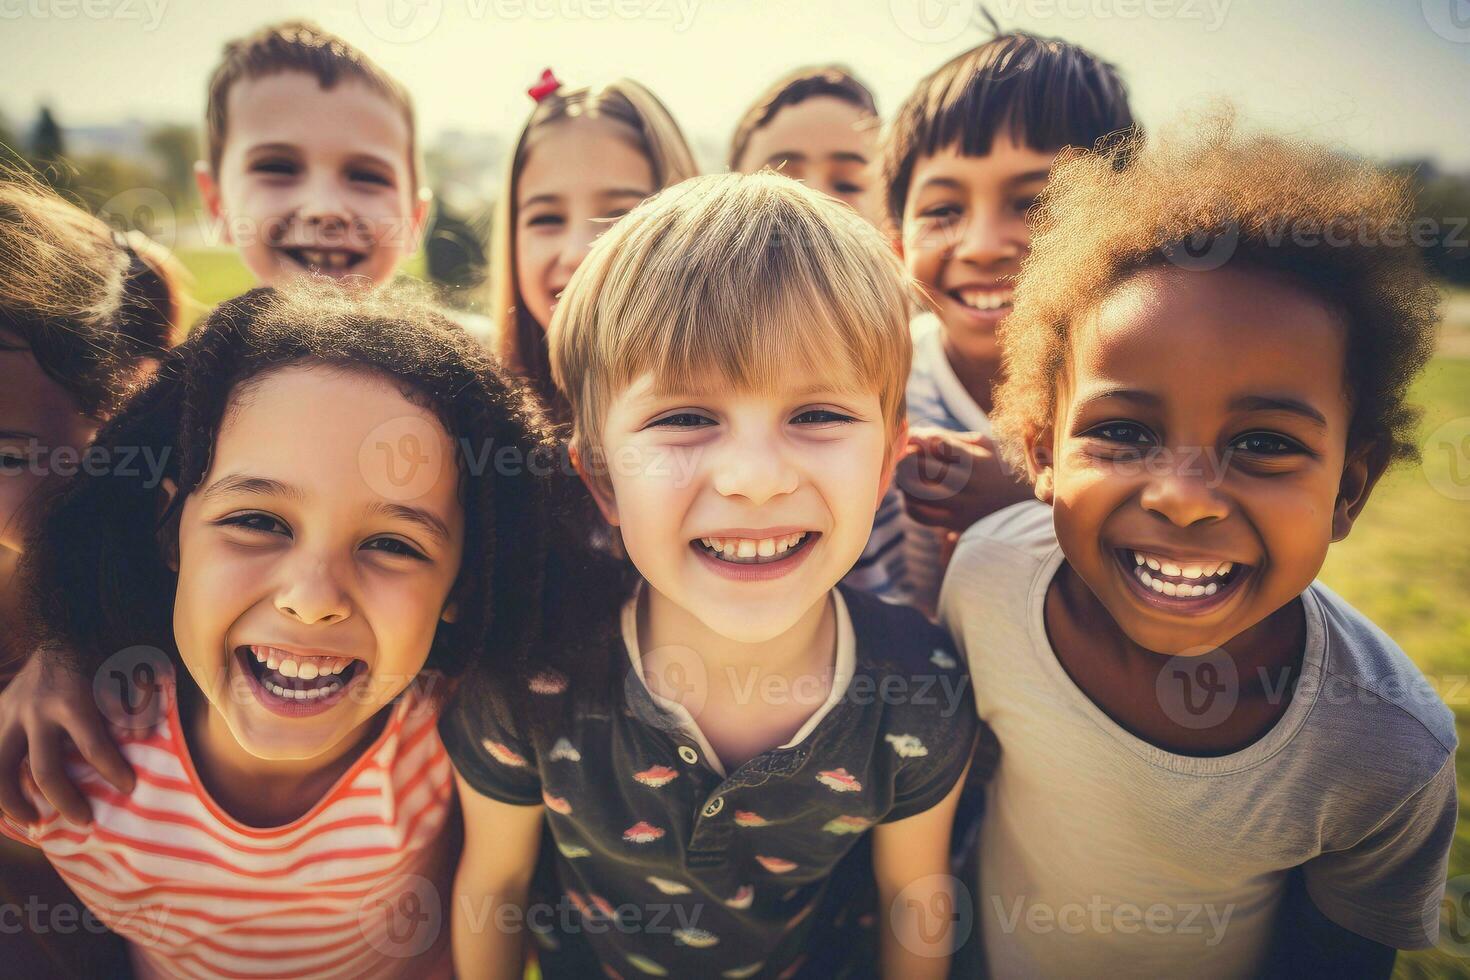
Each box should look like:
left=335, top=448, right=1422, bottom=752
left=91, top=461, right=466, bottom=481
left=200, top=475, right=451, bottom=543
left=1230, top=395, right=1329, bottom=428
left=1072, top=387, right=1162, bottom=411
left=243, top=142, right=302, bottom=159
left=367, top=502, right=452, bottom=545
left=600, top=187, right=653, bottom=202
left=1003, top=168, right=1052, bottom=188
left=829, top=151, right=869, bottom=165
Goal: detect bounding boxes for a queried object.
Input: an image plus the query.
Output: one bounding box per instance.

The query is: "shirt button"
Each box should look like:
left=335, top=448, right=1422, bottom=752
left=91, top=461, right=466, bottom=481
left=678, top=745, right=699, bottom=765
left=702, top=796, right=724, bottom=818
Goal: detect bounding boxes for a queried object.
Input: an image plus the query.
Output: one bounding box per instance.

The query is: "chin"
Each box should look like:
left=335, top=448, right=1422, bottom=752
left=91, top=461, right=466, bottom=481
left=693, top=603, right=810, bottom=646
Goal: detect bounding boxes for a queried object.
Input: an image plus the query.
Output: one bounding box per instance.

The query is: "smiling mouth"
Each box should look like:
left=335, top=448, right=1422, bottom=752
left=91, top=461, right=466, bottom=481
left=694, top=532, right=817, bottom=565
left=1116, top=548, right=1252, bottom=605
left=949, top=285, right=1013, bottom=315
left=277, top=246, right=368, bottom=274
left=240, top=645, right=366, bottom=702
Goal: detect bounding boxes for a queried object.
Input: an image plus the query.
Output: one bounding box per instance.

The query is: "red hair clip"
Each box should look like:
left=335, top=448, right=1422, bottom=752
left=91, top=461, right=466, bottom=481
left=527, top=68, right=562, bottom=103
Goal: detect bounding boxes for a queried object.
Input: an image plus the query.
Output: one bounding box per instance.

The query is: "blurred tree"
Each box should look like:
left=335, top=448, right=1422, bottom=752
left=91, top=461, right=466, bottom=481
left=146, top=123, right=199, bottom=211
left=424, top=201, right=489, bottom=301
left=30, top=106, right=68, bottom=190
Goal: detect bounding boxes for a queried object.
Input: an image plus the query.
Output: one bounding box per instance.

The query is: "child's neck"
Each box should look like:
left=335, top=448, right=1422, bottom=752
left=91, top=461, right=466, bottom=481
left=179, top=679, right=391, bottom=828
left=1046, top=560, right=1306, bottom=757
left=639, top=585, right=837, bottom=770
left=941, top=332, right=999, bottom=415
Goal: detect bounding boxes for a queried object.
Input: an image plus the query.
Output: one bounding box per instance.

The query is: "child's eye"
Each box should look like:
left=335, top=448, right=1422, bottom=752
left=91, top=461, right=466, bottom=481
left=1013, top=196, right=1040, bottom=216
left=364, top=536, right=427, bottom=560
left=649, top=412, right=715, bottom=429
left=251, top=159, right=298, bottom=177
left=0, top=451, right=28, bottom=473
left=350, top=169, right=393, bottom=187
left=792, top=409, right=857, bottom=426
left=1230, top=431, right=1302, bottom=456
left=835, top=182, right=864, bottom=196
left=217, top=512, right=290, bottom=536
left=526, top=213, right=564, bottom=228
left=1083, top=421, right=1155, bottom=447
left=920, top=204, right=961, bottom=222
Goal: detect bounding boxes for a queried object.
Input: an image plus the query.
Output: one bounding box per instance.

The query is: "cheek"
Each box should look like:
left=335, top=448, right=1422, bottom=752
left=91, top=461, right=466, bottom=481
left=0, top=477, right=44, bottom=549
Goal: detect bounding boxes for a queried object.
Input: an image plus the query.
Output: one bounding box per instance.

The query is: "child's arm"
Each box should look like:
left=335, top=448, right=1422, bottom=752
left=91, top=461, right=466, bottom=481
left=872, top=756, right=971, bottom=980
left=1264, top=868, right=1396, bottom=979
left=0, top=651, right=134, bottom=825
left=451, top=770, right=544, bottom=980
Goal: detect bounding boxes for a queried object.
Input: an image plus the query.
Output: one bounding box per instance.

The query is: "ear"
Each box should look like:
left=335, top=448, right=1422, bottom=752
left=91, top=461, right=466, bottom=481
left=1330, top=443, right=1387, bottom=542
left=877, top=418, right=909, bottom=508
left=194, top=161, right=226, bottom=234
left=1024, top=424, right=1057, bottom=505
left=569, top=443, right=619, bottom=527
left=159, top=477, right=182, bottom=572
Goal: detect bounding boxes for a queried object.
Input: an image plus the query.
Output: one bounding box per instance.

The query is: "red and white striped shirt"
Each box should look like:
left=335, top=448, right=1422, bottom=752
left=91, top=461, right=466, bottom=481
left=2, top=671, right=456, bottom=980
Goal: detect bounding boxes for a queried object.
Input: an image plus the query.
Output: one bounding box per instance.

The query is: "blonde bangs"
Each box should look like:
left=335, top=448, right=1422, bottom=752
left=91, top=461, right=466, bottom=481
left=551, top=173, right=913, bottom=458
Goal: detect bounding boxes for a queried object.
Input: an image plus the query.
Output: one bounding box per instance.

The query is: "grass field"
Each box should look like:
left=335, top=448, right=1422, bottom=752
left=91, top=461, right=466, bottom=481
left=172, top=249, right=1470, bottom=977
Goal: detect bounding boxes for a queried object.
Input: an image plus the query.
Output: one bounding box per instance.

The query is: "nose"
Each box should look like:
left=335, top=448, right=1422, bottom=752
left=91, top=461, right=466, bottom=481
left=556, top=219, right=601, bottom=277
left=952, top=206, right=1020, bottom=267
left=1139, top=451, right=1231, bottom=528
left=274, top=554, right=352, bottom=625
left=298, top=174, right=351, bottom=229
left=711, top=432, right=800, bottom=506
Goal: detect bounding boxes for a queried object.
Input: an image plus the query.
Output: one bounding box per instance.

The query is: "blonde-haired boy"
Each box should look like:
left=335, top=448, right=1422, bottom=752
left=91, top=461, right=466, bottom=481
left=442, top=173, right=990, bottom=979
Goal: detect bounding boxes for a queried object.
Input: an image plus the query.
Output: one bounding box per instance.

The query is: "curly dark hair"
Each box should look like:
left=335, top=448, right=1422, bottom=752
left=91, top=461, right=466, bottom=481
left=22, top=280, right=629, bottom=723
left=990, top=109, right=1441, bottom=472
left=882, top=31, right=1135, bottom=231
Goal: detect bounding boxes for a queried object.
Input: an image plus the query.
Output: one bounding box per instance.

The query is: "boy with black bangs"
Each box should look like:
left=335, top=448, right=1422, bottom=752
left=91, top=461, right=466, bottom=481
left=945, top=114, right=1455, bottom=976
left=848, top=31, right=1135, bottom=615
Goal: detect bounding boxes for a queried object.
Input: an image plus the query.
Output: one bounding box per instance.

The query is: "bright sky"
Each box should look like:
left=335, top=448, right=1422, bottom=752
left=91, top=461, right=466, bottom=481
left=3, top=0, right=1468, bottom=169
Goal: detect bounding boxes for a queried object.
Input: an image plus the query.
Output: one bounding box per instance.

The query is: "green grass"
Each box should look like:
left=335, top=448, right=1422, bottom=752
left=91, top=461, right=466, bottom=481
left=165, top=258, right=1470, bottom=977
left=1321, top=291, right=1470, bottom=979
left=173, top=247, right=428, bottom=329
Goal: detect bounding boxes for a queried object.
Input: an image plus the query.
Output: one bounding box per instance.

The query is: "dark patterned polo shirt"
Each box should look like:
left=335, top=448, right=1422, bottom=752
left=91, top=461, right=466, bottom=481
left=439, top=585, right=983, bottom=979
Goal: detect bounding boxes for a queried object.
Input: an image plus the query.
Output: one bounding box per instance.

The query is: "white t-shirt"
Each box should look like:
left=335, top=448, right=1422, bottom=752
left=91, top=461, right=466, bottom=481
left=941, top=501, right=1457, bottom=979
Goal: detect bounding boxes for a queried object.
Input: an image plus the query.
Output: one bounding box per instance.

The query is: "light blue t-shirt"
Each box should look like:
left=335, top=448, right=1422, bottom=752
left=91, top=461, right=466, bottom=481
left=942, top=501, right=1459, bottom=977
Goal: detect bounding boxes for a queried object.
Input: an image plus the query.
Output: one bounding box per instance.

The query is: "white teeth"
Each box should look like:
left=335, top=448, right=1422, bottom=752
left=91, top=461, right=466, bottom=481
left=757, top=538, right=775, bottom=557
left=737, top=540, right=757, bottom=558
left=1205, top=583, right=1218, bottom=595
left=1134, top=553, right=1144, bottom=566
left=1140, top=571, right=1154, bottom=587
left=1190, top=584, right=1206, bottom=597
left=298, top=661, right=319, bottom=680
left=1181, top=565, right=1203, bottom=579
left=278, top=658, right=300, bottom=678
left=253, top=647, right=268, bottom=663
left=266, top=651, right=281, bottom=670
left=1150, top=577, right=1165, bottom=593
left=776, top=539, right=789, bottom=553
left=1146, top=558, right=1161, bottom=571
left=1162, top=581, right=1178, bottom=596
left=1161, top=562, right=1181, bottom=577
left=1219, top=562, right=1233, bottom=575
left=956, top=287, right=1013, bottom=311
